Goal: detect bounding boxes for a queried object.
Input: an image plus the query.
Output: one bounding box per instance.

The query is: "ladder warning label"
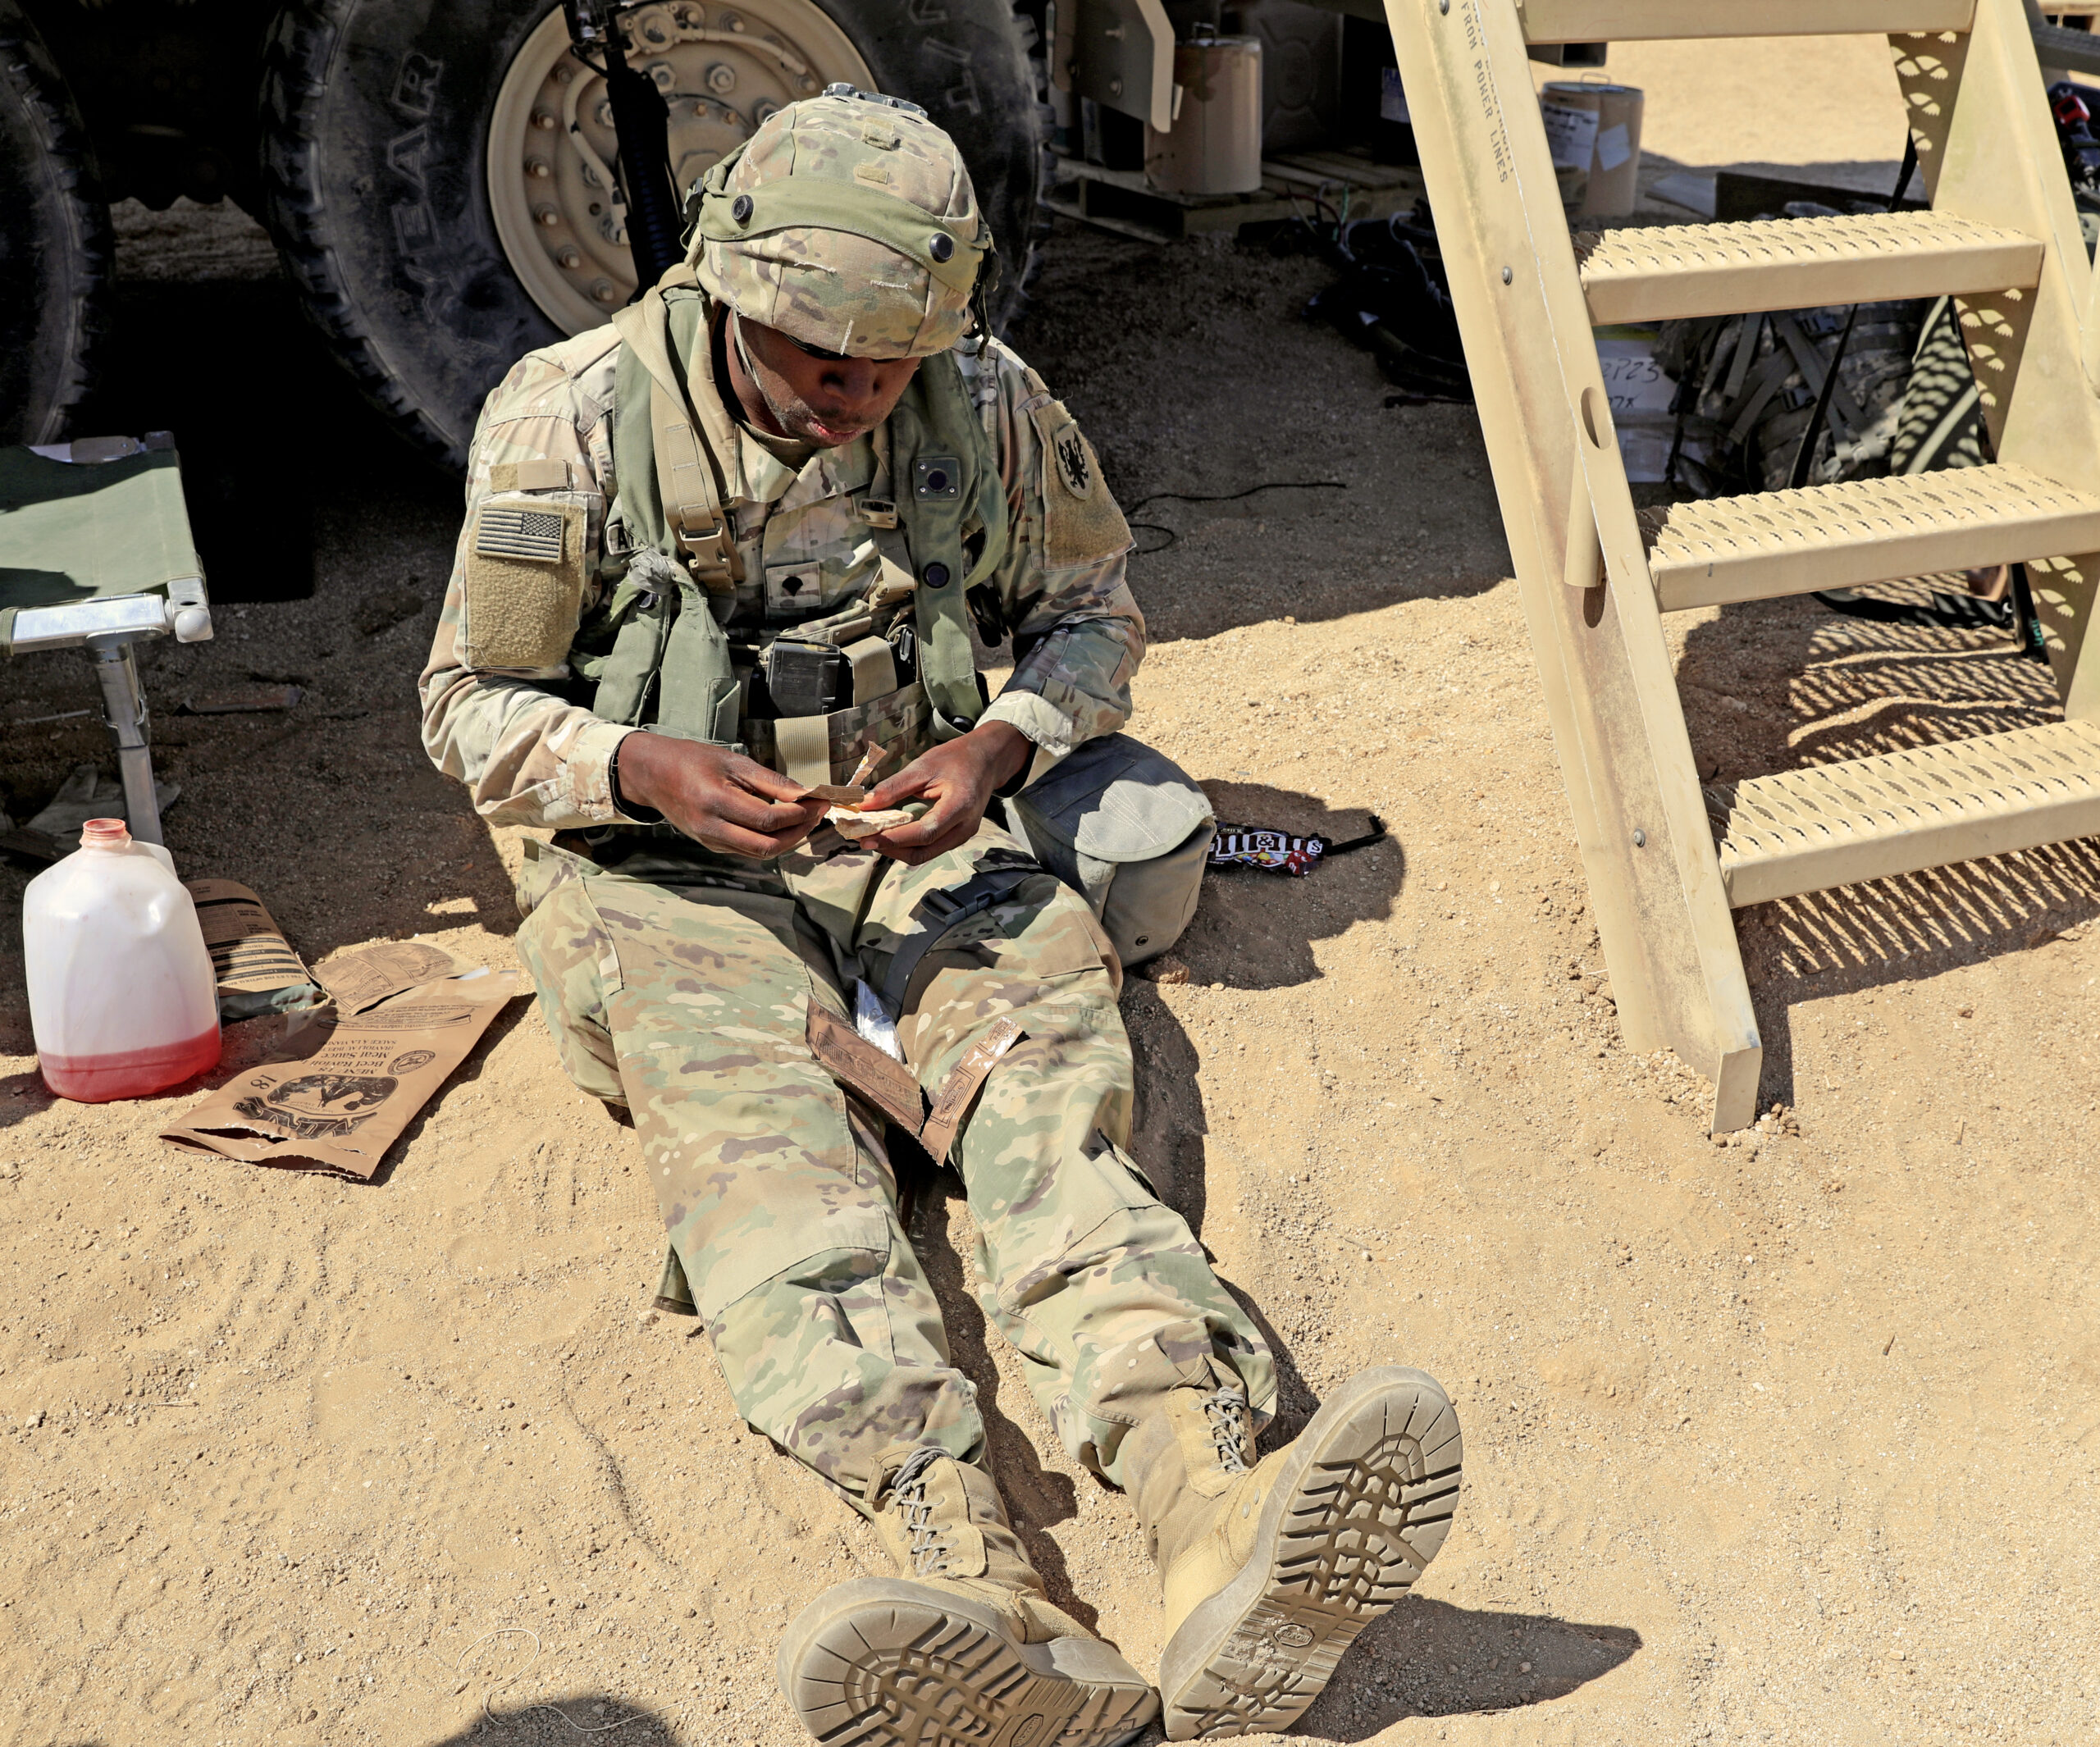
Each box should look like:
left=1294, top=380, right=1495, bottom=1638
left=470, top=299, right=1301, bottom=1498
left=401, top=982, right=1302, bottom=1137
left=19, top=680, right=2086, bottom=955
left=1459, top=1, right=1513, bottom=183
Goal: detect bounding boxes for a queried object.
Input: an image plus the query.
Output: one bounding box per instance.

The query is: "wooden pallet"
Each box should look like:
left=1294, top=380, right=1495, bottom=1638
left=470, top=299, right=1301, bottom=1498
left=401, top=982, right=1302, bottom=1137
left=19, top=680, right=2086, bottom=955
left=1046, top=147, right=1426, bottom=243
left=2034, top=14, right=2100, bottom=71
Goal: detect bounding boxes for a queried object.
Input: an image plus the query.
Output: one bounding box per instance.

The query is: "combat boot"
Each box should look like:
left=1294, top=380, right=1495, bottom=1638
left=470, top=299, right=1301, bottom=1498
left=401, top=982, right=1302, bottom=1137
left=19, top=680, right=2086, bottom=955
left=777, top=1445, right=1159, bottom=1747
left=1125, top=1366, right=1463, bottom=1740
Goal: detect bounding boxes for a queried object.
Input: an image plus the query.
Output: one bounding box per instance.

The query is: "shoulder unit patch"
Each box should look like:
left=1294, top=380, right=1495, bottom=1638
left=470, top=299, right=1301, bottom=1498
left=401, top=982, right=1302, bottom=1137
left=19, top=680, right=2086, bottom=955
left=1026, top=399, right=1130, bottom=568
left=1053, top=426, right=1093, bottom=499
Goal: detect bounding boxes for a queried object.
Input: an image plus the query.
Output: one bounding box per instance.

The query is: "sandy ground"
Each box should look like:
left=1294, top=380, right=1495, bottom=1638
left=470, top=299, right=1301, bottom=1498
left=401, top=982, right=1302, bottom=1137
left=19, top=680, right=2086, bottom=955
left=1599, top=34, right=1906, bottom=171
left=3, top=38, right=2098, bottom=1747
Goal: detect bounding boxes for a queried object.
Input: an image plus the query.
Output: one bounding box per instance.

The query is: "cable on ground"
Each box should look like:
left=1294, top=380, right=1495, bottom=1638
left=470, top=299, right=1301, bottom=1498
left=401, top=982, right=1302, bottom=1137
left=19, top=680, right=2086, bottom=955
left=1125, top=480, right=1349, bottom=554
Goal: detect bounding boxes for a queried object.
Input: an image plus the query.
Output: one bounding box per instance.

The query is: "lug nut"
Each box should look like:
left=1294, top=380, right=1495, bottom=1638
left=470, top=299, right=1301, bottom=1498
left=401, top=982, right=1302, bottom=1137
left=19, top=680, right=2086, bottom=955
left=556, top=244, right=582, bottom=267
left=526, top=157, right=550, bottom=178
left=535, top=205, right=561, bottom=227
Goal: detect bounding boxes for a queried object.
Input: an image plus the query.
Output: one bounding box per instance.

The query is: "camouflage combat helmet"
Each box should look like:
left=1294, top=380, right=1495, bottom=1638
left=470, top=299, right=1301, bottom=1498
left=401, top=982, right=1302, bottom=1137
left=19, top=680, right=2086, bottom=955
left=685, top=85, right=995, bottom=359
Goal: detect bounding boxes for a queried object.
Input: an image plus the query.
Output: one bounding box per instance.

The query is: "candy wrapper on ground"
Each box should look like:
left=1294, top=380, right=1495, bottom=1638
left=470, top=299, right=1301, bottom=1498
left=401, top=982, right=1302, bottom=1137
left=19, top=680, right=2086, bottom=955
left=1208, top=817, right=1387, bottom=877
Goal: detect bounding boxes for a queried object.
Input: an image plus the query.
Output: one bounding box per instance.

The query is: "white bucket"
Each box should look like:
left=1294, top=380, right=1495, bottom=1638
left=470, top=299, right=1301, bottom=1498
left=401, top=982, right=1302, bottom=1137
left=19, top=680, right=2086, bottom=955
left=1540, top=80, right=1645, bottom=219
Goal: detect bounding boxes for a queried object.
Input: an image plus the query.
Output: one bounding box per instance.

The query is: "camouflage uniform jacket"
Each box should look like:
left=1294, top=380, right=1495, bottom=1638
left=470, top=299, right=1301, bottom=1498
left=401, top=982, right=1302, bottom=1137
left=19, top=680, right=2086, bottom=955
left=420, top=314, right=1143, bottom=828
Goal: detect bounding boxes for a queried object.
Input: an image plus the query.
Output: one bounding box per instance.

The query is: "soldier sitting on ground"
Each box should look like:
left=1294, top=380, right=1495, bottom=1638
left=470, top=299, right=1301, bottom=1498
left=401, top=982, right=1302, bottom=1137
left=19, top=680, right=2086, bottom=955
left=421, top=87, right=1463, bottom=1745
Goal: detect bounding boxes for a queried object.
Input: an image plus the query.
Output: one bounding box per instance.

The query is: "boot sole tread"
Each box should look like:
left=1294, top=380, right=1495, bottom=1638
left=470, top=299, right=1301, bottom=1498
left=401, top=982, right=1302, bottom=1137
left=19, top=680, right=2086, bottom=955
left=779, top=1578, right=1158, bottom=1747
left=1157, top=1366, right=1464, bottom=1740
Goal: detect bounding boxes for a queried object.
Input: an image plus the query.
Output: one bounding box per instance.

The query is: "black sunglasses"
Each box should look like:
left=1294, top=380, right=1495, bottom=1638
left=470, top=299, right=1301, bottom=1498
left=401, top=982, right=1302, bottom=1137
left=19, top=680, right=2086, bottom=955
left=777, top=331, right=917, bottom=366
left=780, top=332, right=854, bottom=363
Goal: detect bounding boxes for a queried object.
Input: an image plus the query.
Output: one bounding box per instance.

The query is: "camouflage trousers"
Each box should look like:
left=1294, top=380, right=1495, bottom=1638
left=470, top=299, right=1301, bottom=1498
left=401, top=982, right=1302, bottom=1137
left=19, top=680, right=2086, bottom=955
left=513, top=813, right=1274, bottom=1506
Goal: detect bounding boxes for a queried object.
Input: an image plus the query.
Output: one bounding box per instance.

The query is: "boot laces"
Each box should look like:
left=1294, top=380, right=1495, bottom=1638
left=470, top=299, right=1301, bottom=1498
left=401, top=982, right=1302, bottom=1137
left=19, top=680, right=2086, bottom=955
left=888, top=1446, right=954, bottom=1577
left=1203, top=1387, right=1251, bottom=1476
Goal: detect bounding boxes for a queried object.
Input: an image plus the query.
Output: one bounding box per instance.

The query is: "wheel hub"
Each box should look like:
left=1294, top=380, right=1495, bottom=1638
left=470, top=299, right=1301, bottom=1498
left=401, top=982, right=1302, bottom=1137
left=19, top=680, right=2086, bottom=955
left=489, top=1, right=874, bottom=333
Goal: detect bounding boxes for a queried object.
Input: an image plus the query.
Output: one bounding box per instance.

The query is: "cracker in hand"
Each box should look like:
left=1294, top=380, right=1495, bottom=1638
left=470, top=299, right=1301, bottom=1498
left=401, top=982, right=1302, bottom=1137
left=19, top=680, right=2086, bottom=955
left=828, top=805, right=915, bottom=841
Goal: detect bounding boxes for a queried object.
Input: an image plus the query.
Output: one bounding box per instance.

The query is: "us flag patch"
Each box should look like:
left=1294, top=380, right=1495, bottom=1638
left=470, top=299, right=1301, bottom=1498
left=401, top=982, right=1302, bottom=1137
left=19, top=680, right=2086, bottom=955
left=476, top=505, right=565, bottom=562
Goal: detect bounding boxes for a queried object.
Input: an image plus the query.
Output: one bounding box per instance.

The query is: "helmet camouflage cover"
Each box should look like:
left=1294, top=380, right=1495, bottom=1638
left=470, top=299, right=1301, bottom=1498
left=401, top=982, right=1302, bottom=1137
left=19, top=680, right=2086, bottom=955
left=687, top=88, right=995, bottom=359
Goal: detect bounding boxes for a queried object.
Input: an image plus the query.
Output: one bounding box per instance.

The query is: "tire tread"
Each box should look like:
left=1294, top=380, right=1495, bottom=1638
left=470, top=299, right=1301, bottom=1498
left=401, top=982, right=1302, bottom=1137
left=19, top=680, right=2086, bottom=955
left=0, top=0, right=112, bottom=445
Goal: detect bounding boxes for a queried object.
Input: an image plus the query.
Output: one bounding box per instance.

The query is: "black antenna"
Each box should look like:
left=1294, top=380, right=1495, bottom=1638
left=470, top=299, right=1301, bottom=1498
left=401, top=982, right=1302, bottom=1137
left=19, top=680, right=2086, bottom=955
left=1785, top=135, right=1920, bottom=491
left=564, top=0, right=685, bottom=298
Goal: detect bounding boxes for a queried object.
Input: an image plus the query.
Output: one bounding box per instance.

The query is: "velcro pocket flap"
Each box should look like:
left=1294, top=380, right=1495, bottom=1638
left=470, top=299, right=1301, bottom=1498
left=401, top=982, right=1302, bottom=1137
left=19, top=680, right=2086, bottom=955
left=687, top=1211, right=898, bottom=1321
left=1015, top=733, right=1214, bottom=863
left=489, top=458, right=575, bottom=492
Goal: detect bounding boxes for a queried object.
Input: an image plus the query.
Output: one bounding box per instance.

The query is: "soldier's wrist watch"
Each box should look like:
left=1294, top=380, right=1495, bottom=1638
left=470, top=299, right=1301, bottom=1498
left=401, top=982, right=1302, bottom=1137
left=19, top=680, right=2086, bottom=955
left=609, top=732, right=664, bottom=824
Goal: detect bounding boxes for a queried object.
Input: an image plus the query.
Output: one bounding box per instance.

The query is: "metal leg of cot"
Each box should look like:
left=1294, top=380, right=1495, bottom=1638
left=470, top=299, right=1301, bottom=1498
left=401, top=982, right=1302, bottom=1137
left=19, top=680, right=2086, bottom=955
left=88, top=634, right=163, bottom=846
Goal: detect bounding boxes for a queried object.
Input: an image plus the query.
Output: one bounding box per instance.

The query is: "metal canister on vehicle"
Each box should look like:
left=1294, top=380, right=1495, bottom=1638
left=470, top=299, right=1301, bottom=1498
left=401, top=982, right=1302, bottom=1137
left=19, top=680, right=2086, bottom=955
left=1145, top=30, right=1263, bottom=197
left=1539, top=80, right=1645, bottom=219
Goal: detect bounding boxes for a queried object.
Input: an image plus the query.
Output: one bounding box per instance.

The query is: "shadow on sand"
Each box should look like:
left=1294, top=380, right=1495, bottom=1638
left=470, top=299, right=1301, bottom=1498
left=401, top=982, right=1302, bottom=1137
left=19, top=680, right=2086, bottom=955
left=1678, top=591, right=2100, bottom=1110
left=1294, top=1596, right=1641, bottom=1739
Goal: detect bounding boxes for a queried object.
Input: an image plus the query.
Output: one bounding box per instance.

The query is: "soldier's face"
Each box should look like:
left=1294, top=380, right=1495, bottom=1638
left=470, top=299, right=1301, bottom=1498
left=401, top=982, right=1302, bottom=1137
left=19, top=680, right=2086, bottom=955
left=732, top=315, right=922, bottom=448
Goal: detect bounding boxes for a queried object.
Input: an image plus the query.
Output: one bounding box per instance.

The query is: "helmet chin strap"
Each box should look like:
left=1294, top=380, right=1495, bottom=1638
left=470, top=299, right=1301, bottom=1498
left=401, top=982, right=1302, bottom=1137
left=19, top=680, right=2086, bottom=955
left=728, top=310, right=802, bottom=436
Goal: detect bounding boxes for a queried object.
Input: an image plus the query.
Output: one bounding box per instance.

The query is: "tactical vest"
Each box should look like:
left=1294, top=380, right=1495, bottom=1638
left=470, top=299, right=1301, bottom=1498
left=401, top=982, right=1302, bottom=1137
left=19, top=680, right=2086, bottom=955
left=570, top=270, right=1006, bottom=788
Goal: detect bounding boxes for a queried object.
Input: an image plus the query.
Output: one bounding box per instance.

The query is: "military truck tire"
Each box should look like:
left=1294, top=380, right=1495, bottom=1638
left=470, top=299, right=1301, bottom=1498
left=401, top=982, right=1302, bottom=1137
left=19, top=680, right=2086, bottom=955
left=262, top=0, right=1044, bottom=474
left=0, top=0, right=111, bottom=446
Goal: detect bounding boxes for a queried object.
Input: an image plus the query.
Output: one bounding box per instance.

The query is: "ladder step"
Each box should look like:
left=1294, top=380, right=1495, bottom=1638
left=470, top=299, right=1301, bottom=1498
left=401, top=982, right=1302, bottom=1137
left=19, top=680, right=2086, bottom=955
left=1708, top=721, right=2100, bottom=908
left=1577, top=212, right=2042, bottom=326
left=1521, top=2, right=1974, bottom=43
left=1642, top=465, right=2100, bottom=612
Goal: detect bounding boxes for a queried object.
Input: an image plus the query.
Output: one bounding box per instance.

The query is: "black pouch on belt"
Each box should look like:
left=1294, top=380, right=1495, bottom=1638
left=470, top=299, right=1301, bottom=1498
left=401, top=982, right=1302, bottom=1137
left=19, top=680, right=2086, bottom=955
left=765, top=639, right=851, bottom=717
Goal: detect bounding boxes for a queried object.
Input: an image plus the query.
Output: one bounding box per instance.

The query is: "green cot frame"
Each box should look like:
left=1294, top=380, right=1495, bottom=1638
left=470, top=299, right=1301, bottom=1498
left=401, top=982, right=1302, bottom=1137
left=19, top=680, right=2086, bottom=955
left=1, top=436, right=214, bottom=848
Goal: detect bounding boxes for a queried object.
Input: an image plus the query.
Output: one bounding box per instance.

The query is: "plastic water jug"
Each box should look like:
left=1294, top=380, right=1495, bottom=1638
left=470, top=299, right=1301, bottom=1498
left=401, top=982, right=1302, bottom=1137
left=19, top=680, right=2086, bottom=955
left=25, top=817, right=221, bottom=1101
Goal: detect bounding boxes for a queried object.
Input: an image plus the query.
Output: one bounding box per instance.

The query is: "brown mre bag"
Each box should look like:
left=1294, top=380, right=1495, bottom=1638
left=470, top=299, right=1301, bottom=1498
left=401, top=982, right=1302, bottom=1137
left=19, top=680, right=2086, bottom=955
left=161, top=961, right=519, bottom=1179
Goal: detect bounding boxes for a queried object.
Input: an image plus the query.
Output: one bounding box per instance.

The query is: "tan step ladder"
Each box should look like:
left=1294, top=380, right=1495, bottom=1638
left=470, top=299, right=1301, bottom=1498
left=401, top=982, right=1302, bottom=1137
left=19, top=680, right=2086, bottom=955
left=1384, top=0, right=2100, bottom=1131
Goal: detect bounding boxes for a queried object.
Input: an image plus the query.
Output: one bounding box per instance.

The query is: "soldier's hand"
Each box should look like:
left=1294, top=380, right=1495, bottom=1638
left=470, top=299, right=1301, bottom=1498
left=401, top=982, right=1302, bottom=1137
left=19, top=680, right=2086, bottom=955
left=861, top=722, right=1032, bottom=866
left=614, top=733, right=830, bottom=859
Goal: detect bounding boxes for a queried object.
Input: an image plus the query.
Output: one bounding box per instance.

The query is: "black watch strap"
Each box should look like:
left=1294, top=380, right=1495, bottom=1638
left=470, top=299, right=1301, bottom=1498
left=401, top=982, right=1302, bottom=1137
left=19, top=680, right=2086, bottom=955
left=993, top=737, right=1036, bottom=801
left=609, top=733, right=664, bottom=824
